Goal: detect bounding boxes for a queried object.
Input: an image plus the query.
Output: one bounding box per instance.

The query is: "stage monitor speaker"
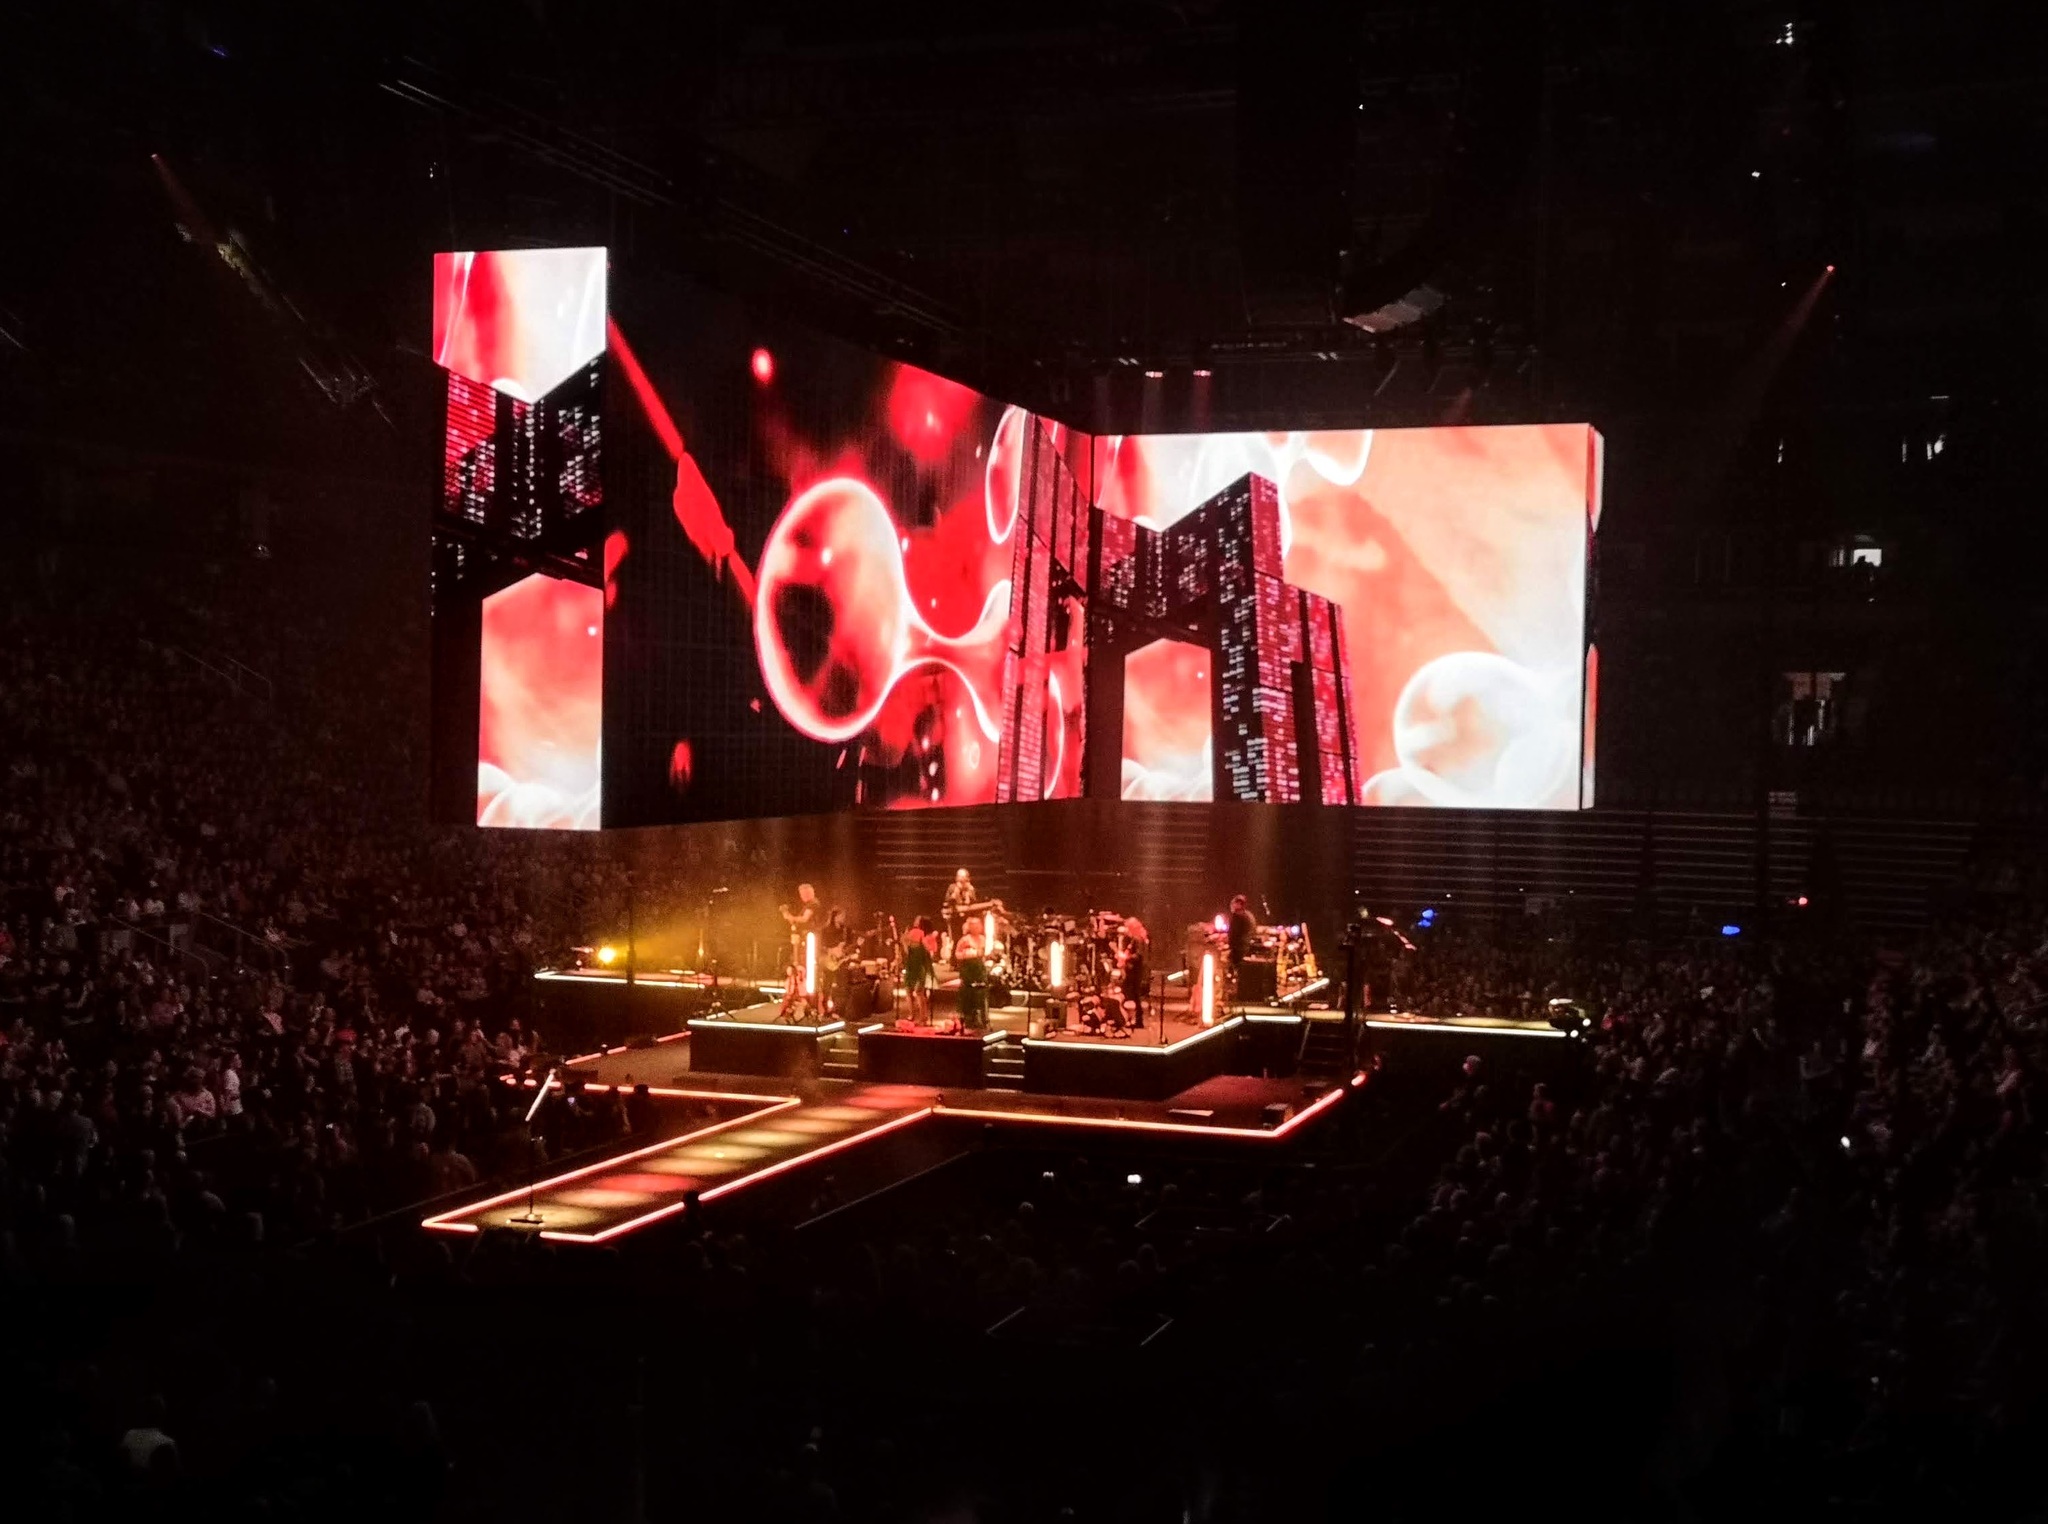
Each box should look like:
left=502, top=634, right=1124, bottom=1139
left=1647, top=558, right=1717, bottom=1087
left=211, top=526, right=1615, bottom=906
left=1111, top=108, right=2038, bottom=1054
left=1238, top=958, right=1279, bottom=1003
left=843, top=978, right=877, bottom=1025
left=1261, top=1101, right=1294, bottom=1130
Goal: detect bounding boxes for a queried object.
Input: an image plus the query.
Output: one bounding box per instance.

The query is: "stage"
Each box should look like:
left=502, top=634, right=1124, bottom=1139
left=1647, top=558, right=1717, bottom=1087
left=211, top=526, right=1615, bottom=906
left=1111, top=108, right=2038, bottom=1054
left=421, top=1006, right=1356, bottom=1244
left=420, top=968, right=1591, bottom=1246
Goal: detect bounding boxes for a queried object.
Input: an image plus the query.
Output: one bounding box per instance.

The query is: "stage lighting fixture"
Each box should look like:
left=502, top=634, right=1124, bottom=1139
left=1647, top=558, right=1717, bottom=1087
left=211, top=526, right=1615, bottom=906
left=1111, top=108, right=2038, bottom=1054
left=596, top=945, right=618, bottom=965
left=804, top=931, right=818, bottom=995
left=1193, top=368, right=1213, bottom=378
left=1049, top=939, right=1065, bottom=989
left=1200, top=953, right=1216, bottom=1026
left=1720, top=924, right=1742, bottom=937
left=1143, top=369, right=1164, bottom=380
left=1212, top=913, right=1227, bottom=933
left=1126, top=1173, right=1143, bottom=1185
left=750, top=347, right=775, bottom=384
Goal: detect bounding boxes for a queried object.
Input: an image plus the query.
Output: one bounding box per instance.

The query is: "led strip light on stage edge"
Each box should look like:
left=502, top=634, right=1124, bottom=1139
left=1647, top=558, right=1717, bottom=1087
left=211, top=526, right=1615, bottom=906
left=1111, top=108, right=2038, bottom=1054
left=931, top=1078, right=1351, bottom=1140
left=421, top=1095, right=804, bottom=1235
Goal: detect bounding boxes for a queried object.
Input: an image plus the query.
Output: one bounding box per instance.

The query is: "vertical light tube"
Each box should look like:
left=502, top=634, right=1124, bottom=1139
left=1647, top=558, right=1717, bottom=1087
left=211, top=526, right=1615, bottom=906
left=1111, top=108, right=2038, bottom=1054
left=983, top=911, right=996, bottom=948
left=804, top=931, right=817, bottom=996
left=1049, top=940, right=1065, bottom=989
left=1200, top=952, right=1216, bottom=1026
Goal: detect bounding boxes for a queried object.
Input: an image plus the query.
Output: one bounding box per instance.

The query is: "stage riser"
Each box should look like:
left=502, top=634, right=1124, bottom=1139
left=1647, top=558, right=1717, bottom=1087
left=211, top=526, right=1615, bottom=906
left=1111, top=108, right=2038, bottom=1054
left=690, top=1023, right=835, bottom=1079
left=859, top=1031, right=989, bottom=1087
left=535, top=978, right=727, bottom=1052
left=1023, top=1026, right=1239, bottom=1101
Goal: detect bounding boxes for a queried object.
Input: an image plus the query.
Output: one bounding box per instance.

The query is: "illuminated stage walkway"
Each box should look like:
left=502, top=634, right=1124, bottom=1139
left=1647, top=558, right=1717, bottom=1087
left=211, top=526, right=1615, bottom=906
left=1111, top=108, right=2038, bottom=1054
left=417, top=994, right=1570, bottom=1245
left=422, top=1084, right=937, bottom=1243
left=421, top=1033, right=1357, bottom=1245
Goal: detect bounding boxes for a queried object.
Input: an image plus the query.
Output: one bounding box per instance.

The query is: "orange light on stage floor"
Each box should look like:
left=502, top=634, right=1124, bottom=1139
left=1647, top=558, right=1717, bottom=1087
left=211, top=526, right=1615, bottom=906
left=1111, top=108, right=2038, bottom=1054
left=420, top=1096, right=803, bottom=1234
left=804, top=931, right=817, bottom=996
left=933, top=1081, right=1349, bottom=1141
left=1049, top=939, right=1065, bottom=989
left=1200, top=952, right=1216, bottom=1025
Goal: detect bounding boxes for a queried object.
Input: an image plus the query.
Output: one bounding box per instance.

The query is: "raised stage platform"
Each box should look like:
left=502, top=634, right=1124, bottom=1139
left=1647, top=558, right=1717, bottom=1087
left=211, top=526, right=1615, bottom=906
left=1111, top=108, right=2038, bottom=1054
left=425, top=968, right=1581, bottom=1248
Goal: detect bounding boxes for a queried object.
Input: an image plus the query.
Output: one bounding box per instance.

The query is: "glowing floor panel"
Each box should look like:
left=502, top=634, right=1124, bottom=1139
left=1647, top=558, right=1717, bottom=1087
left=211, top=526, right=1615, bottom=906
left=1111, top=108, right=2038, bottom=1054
left=422, top=1086, right=937, bottom=1243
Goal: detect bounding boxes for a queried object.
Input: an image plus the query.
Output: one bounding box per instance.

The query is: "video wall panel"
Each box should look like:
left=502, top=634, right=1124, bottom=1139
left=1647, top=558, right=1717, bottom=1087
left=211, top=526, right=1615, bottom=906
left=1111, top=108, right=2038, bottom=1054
left=430, top=248, right=1601, bottom=827
left=1092, top=424, right=1597, bottom=811
left=600, top=273, right=1093, bottom=824
left=477, top=573, right=603, bottom=829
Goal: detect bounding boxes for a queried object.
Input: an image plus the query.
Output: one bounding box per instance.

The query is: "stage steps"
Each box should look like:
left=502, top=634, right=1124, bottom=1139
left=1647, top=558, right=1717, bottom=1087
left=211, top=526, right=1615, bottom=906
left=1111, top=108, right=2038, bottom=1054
left=1297, top=1019, right=1353, bottom=1081
left=820, top=1030, right=860, bottom=1080
left=984, top=1038, right=1027, bottom=1092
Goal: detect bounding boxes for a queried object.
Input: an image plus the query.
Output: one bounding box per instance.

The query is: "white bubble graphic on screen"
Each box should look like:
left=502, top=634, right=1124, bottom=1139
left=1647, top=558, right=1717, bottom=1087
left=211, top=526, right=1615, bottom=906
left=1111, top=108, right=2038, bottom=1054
left=1391, top=652, right=1573, bottom=808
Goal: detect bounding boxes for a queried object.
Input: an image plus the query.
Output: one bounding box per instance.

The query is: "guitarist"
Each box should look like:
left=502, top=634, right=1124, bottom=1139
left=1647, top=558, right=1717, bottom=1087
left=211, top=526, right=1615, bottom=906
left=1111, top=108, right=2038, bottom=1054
left=779, top=883, right=819, bottom=987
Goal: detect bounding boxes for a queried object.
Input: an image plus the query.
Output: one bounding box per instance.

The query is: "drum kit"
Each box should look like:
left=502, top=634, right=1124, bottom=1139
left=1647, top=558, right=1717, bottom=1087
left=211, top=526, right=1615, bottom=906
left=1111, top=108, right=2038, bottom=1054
left=990, top=905, right=1150, bottom=1036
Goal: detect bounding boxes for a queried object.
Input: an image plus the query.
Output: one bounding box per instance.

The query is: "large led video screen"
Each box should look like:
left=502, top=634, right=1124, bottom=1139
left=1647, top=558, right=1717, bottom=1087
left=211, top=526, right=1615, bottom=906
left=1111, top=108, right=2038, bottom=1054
left=477, top=572, right=603, bottom=829
left=428, top=250, right=1598, bottom=825
left=602, top=276, right=1091, bottom=824
left=431, top=246, right=608, bottom=830
left=1093, top=424, right=1599, bottom=810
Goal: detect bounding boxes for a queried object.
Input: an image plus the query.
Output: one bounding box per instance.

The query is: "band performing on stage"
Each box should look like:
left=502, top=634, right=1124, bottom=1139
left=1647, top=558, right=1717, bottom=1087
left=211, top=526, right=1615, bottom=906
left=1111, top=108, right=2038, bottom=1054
left=771, top=870, right=1319, bottom=1033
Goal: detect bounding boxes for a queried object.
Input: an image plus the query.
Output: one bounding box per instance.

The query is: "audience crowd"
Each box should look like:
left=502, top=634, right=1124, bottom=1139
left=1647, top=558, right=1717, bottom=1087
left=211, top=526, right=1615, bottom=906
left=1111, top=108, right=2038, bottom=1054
left=4, top=555, right=2046, bottom=1520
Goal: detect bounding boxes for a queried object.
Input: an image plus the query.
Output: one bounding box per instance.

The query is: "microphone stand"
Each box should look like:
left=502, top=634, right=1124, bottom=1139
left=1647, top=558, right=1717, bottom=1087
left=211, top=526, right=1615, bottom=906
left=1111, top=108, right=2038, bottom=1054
left=509, top=1067, right=561, bottom=1227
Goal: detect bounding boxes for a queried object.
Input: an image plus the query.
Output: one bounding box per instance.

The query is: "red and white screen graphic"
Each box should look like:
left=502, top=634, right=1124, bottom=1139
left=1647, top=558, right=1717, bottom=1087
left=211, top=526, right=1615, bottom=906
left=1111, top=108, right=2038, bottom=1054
left=1096, top=424, right=1597, bottom=810
left=477, top=574, right=603, bottom=830
left=433, top=248, right=607, bottom=402
left=598, top=269, right=1599, bottom=821
left=749, top=396, right=1088, bottom=810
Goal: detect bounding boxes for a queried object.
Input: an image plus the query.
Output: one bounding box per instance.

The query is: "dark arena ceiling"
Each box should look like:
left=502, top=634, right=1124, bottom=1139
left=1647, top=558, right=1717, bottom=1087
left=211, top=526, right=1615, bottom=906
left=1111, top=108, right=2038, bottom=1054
left=2, top=0, right=2042, bottom=468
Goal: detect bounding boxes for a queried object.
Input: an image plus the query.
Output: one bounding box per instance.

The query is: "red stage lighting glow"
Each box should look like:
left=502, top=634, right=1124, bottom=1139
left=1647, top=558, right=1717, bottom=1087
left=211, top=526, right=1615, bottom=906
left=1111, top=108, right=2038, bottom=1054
left=750, top=347, right=775, bottom=384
